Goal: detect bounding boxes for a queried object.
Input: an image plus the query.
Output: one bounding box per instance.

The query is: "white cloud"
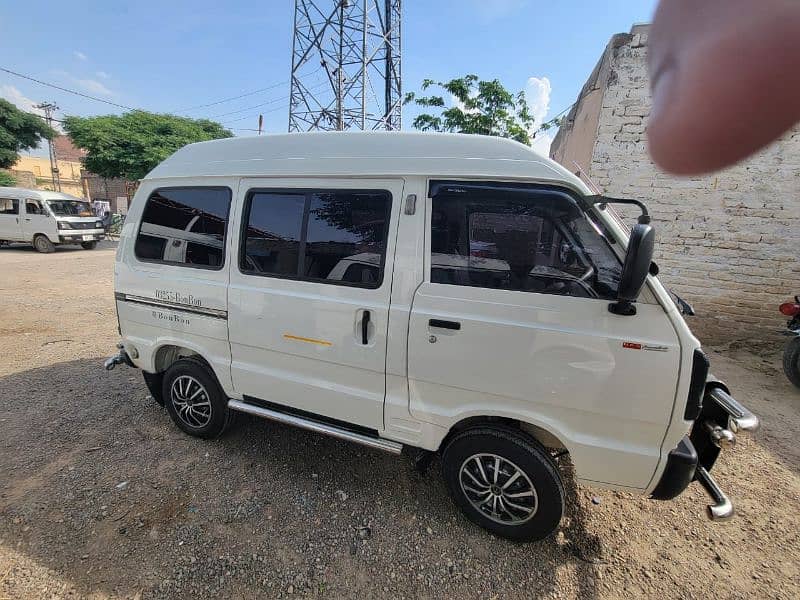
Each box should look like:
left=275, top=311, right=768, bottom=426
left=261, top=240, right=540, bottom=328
left=76, top=78, right=113, bottom=96
left=0, top=84, right=40, bottom=114
left=525, top=76, right=553, bottom=156
left=74, top=51, right=87, bottom=61
left=95, top=70, right=110, bottom=79
left=525, top=76, right=551, bottom=126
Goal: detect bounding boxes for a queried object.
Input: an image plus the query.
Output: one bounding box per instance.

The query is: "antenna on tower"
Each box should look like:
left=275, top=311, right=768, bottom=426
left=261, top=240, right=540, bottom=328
left=289, top=0, right=402, bottom=132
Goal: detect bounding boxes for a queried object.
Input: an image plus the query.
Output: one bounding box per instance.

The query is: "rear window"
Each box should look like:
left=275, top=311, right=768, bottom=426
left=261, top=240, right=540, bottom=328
left=134, top=187, right=231, bottom=269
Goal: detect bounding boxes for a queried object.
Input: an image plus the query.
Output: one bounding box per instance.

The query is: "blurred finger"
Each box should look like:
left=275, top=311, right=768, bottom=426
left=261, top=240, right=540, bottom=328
left=648, top=0, right=800, bottom=174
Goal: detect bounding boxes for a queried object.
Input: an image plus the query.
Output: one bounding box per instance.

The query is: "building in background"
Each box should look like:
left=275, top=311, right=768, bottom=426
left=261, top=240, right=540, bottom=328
left=11, top=136, right=132, bottom=212
left=550, top=24, right=799, bottom=344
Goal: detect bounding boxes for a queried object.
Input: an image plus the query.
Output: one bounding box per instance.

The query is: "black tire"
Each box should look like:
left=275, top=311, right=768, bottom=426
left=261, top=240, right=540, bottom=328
left=33, top=234, right=55, bottom=253
left=783, top=337, right=800, bottom=389
left=442, top=426, right=564, bottom=542
left=143, top=371, right=165, bottom=405
left=81, top=241, right=98, bottom=250
left=162, top=358, right=233, bottom=439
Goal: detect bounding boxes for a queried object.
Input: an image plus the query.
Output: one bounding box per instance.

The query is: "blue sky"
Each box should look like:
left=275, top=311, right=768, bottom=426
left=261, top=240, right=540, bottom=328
left=1, top=0, right=657, bottom=156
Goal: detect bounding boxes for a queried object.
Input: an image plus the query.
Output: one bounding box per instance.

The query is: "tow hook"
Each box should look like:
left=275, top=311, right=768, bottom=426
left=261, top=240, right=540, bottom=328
left=104, top=343, right=135, bottom=371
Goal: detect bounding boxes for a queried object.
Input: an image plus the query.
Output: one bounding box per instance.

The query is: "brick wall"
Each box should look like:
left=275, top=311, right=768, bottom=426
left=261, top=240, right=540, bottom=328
left=552, top=25, right=800, bottom=344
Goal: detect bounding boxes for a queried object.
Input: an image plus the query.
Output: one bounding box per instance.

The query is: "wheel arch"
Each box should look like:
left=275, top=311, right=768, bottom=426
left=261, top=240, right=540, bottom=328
left=153, top=343, right=211, bottom=373
left=440, top=415, right=569, bottom=454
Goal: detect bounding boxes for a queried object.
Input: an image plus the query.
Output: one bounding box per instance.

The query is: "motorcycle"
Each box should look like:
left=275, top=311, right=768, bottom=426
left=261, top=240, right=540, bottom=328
left=780, top=296, right=800, bottom=388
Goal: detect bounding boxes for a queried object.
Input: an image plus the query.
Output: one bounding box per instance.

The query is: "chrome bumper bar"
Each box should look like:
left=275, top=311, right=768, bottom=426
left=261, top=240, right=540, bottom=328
left=707, top=387, right=760, bottom=433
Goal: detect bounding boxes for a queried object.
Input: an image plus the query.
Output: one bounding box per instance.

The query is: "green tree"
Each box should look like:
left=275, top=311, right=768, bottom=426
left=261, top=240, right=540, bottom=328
left=63, top=111, right=233, bottom=180
left=404, top=75, right=562, bottom=145
left=0, top=171, right=17, bottom=186
left=0, top=99, right=55, bottom=169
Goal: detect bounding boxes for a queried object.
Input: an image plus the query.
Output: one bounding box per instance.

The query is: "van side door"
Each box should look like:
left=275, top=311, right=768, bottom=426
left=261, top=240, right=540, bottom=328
left=407, top=181, right=680, bottom=490
left=227, top=178, right=403, bottom=431
left=21, top=198, right=53, bottom=242
left=0, top=197, right=22, bottom=241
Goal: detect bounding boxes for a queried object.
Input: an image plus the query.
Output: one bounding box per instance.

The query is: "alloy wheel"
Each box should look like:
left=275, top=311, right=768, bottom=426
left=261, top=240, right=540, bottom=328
left=459, top=453, right=539, bottom=525
left=169, top=375, right=212, bottom=429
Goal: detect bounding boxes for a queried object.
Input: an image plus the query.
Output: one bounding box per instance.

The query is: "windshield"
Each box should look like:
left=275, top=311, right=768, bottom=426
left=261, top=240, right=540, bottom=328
left=46, top=199, right=93, bottom=217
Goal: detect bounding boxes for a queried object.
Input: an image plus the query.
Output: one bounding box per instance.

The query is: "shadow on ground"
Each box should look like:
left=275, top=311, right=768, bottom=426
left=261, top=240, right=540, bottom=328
left=0, top=359, right=602, bottom=599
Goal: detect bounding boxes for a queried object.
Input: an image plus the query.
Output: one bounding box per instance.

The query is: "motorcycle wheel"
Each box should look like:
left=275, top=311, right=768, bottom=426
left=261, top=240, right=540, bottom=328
left=783, top=337, right=800, bottom=389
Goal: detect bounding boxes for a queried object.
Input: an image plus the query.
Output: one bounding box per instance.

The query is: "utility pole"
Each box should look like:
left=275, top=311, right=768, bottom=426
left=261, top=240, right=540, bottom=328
left=35, top=101, right=61, bottom=192
left=289, top=0, right=402, bottom=132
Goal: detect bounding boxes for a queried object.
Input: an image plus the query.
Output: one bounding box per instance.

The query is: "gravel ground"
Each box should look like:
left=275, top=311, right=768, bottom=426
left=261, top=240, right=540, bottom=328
left=1, top=241, right=798, bottom=599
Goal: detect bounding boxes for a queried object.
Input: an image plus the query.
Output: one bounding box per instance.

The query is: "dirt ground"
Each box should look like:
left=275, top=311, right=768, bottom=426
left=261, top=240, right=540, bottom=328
left=1, top=241, right=798, bottom=600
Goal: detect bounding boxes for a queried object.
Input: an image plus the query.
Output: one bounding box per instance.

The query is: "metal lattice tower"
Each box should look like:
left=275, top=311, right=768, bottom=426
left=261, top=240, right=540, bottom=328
left=289, top=0, right=401, bottom=132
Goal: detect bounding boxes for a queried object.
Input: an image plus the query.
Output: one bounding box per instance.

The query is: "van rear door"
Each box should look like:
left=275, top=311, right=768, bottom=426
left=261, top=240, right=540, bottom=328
left=227, top=178, right=403, bottom=431
left=116, top=182, right=236, bottom=393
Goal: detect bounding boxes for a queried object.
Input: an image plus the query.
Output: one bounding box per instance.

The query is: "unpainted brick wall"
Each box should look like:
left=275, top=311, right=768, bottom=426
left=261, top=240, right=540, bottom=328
left=587, top=28, right=799, bottom=344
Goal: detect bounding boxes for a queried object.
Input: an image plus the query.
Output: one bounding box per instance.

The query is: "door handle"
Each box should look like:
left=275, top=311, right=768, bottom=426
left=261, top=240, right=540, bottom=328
left=24, top=218, right=31, bottom=222
left=361, top=310, right=371, bottom=344
left=429, top=319, right=461, bottom=331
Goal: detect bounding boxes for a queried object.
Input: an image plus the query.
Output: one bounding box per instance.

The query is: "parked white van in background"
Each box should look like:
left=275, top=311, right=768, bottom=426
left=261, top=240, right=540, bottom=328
left=0, top=187, right=105, bottom=252
left=106, top=132, right=759, bottom=541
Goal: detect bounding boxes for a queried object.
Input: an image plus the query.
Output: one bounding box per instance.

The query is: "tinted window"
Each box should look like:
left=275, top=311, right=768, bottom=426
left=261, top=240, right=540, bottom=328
left=430, top=185, right=621, bottom=300
left=0, top=198, right=19, bottom=215
left=26, top=200, right=43, bottom=215
left=303, top=191, right=389, bottom=284
left=240, top=189, right=391, bottom=289
left=134, top=187, right=231, bottom=269
left=240, top=192, right=305, bottom=276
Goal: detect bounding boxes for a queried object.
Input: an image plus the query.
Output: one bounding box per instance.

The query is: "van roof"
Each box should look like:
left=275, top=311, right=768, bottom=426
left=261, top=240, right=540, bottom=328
left=0, top=187, right=84, bottom=201
left=145, top=131, right=591, bottom=193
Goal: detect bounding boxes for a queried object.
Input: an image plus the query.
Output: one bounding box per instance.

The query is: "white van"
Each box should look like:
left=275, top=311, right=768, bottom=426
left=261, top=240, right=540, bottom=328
left=0, top=187, right=105, bottom=252
left=106, top=132, right=758, bottom=541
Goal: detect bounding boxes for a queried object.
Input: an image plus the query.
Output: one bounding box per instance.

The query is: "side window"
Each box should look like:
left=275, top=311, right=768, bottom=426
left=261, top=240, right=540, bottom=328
left=0, top=198, right=19, bottom=215
left=240, top=192, right=305, bottom=276
left=430, top=184, right=621, bottom=300
left=240, top=189, right=391, bottom=289
left=25, top=200, right=43, bottom=215
left=134, top=187, right=231, bottom=269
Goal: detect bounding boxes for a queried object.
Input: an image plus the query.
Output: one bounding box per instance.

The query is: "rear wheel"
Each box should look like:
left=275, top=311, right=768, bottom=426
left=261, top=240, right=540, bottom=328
left=783, top=337, right=800, bottom=388
left=442, top=426, right=564, bottom=541
left=81, top=241, right=97, bottom=250
left=33, top=234, right=55, bottom=253
left=162, top=358, right=233, bottom=438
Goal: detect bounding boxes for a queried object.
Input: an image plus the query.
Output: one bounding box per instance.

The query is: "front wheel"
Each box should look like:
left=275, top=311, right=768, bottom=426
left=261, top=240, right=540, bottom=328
left=162, top=358, right=233, bottom=438
left=442, top=426, right=564, bottom=542
left=33, top=234, right=55, bottom=253
left=81, top=241, right=97, bottom=250
left=783, top=337, right=800, bottom=388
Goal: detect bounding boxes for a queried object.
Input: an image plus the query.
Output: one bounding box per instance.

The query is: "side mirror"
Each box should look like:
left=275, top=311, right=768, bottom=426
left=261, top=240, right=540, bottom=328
left=609, top=223, right=655, bottom=316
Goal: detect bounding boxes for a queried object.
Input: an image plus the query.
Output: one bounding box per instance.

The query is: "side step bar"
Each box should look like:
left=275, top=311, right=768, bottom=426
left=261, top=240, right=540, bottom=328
left=227, top=399, right=404, bottom=455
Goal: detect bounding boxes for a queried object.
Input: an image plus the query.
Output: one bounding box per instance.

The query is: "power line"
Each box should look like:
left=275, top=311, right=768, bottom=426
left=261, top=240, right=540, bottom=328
left=0, top=66, right=137, bottom=110
left=176, top=80, right=289, bottom=112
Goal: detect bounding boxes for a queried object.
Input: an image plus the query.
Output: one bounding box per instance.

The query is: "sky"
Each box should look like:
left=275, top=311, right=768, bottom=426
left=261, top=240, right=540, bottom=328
left=0, top=0, right=658, bottom=158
